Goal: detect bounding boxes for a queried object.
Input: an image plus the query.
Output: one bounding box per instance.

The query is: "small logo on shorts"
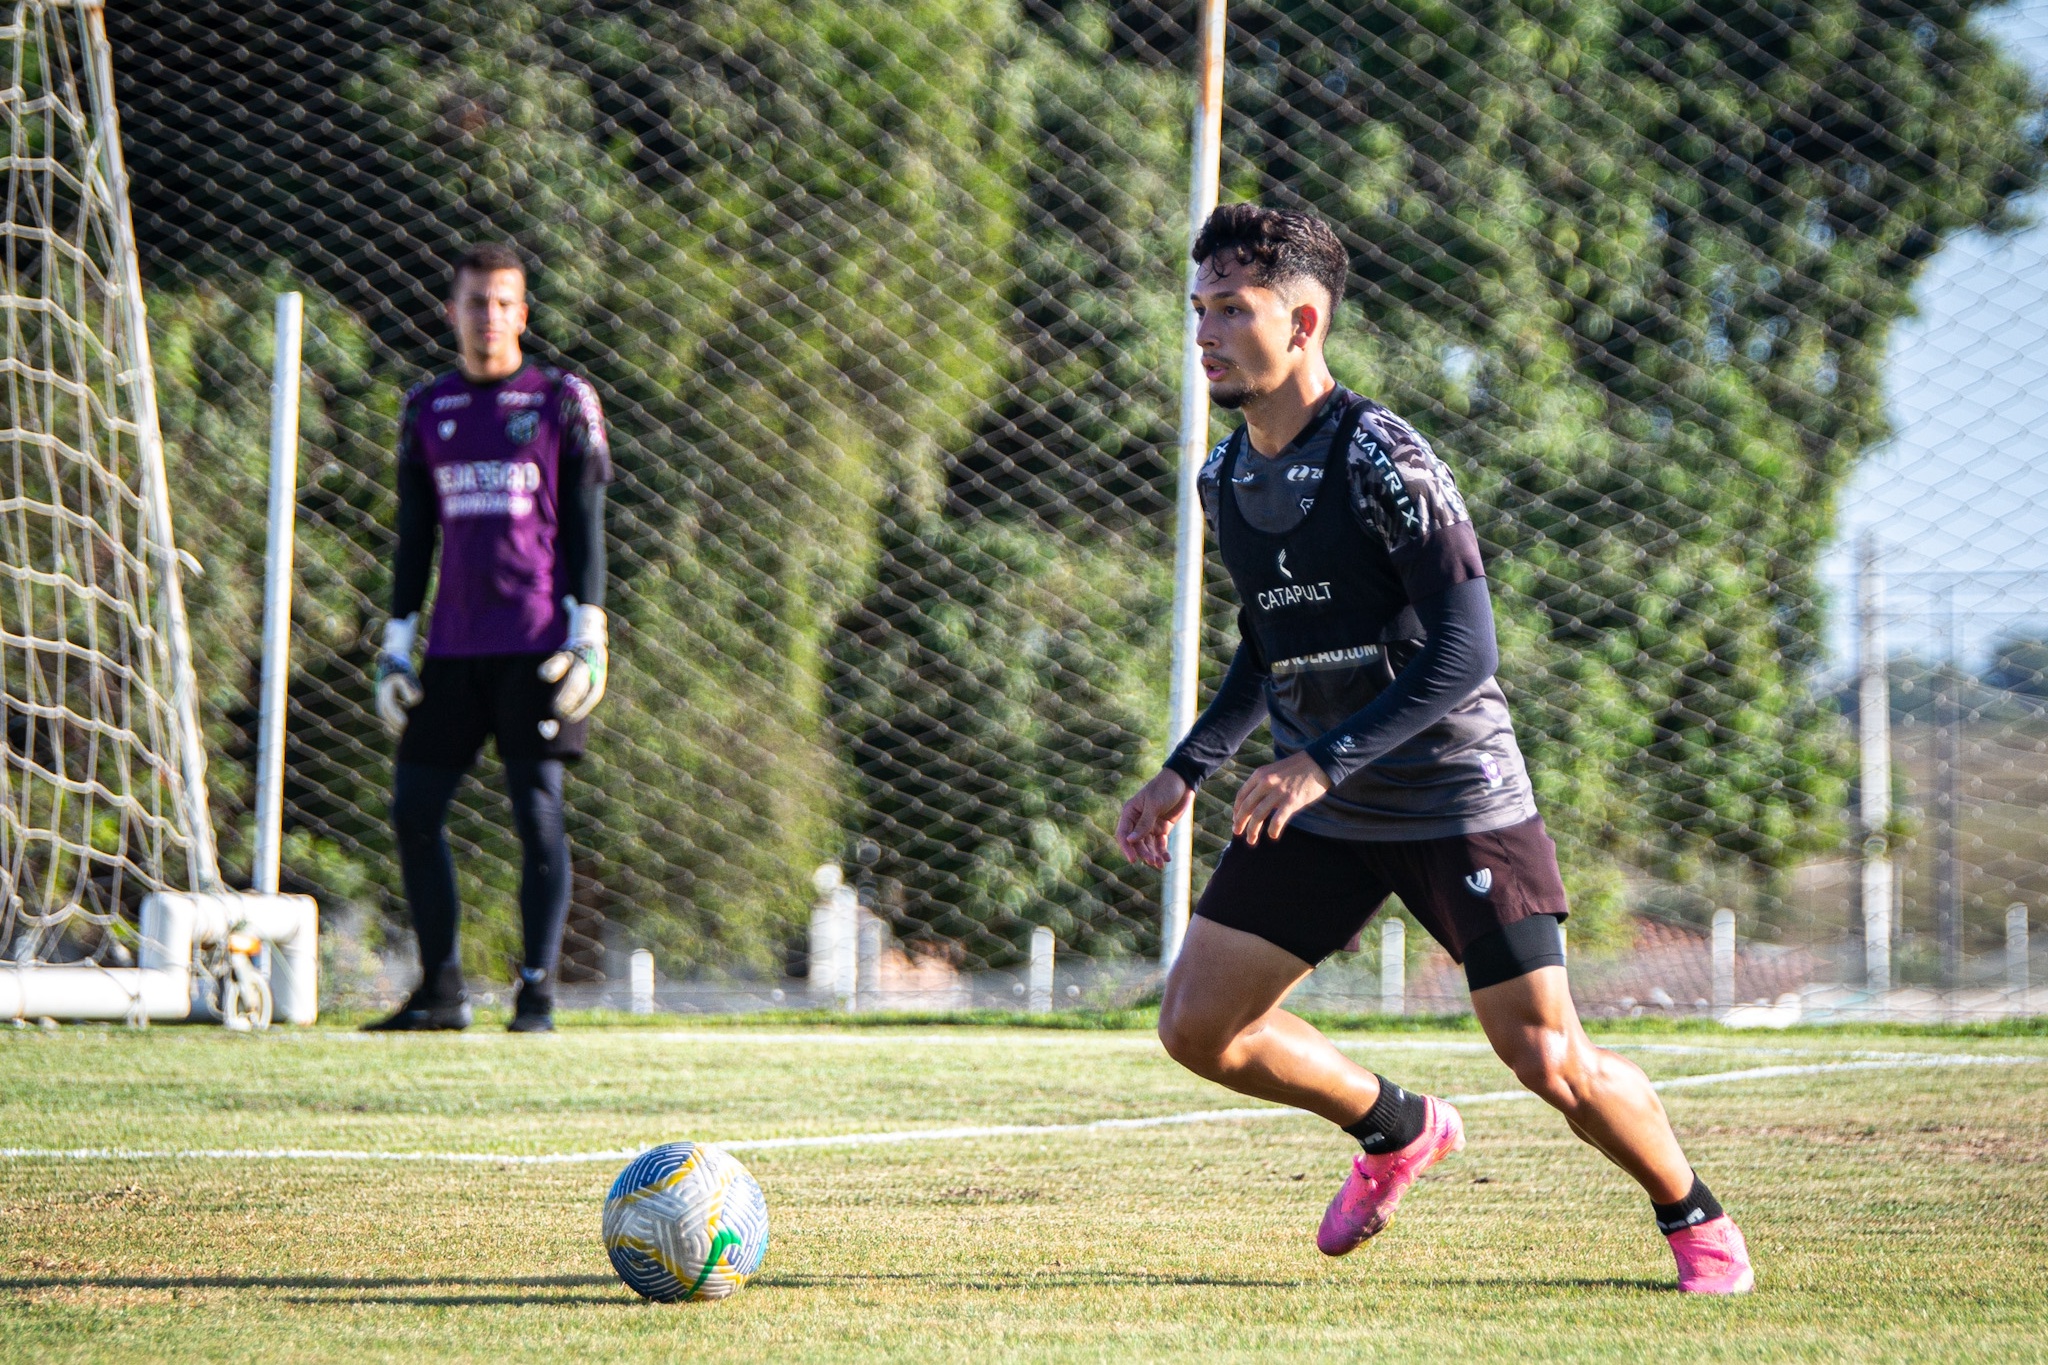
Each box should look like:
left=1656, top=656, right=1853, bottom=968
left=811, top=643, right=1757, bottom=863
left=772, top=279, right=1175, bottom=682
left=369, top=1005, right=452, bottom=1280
left=1465, top=868, right=1493, bottom=897
left=1478, top=751, right=1502, bottom=788
left=538, top=718, right=560, bottom=740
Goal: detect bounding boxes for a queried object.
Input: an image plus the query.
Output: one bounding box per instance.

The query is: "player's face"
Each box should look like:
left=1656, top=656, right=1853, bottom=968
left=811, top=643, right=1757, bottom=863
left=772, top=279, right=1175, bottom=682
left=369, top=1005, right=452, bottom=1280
left=446, top=268, right=528, bottom=373
left=1191, top=256, right=1322, bottom=410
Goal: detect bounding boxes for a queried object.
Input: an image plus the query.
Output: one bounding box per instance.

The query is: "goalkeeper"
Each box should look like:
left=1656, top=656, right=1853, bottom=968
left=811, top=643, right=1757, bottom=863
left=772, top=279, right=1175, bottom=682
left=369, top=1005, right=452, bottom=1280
left=366, top=243, right=611, bottom=1034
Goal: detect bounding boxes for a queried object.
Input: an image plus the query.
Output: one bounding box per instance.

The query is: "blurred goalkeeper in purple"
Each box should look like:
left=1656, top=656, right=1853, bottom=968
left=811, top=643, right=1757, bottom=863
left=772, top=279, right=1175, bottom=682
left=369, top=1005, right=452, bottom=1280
left=366, top=243, right=612, bottom=1034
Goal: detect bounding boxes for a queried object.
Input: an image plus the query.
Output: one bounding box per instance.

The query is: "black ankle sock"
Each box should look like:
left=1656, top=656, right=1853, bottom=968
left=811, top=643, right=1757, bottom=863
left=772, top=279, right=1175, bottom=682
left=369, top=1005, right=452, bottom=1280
left=1342, top=1075, right=1429, bottom=1155
left=1652, top=1174, right=1725, bottom=1234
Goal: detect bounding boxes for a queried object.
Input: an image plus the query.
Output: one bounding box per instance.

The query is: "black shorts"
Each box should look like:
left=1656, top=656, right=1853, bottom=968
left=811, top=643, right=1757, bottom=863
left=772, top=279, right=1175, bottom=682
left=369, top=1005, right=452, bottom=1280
left=396, top=653, right=587, bottom=768
left=1194, top=815, right=1570, bottom=990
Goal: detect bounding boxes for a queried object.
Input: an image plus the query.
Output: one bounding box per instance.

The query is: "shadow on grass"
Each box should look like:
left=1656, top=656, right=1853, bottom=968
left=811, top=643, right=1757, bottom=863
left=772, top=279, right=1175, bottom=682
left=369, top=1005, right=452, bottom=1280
left=757, top=1270, right=1306, bottom=1290
left=3, top=1268, right=1309, bottom=1300
left=1419, top=1275, right=1673, bottom=1293
left=280, top=1291, right=629, bottom=1307
left=0, top=1273, right=615, bottom=1292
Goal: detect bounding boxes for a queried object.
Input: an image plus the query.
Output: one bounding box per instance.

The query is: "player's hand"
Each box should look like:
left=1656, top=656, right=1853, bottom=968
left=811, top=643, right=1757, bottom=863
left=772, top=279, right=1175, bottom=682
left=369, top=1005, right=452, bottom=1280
left=1232, top=751, right=1332, bottom=846
left=374, top=614, right=422, bottom=736
left=1115, top=769, right=1194, bottom=870
left=540, top=598, right=608, bottom=723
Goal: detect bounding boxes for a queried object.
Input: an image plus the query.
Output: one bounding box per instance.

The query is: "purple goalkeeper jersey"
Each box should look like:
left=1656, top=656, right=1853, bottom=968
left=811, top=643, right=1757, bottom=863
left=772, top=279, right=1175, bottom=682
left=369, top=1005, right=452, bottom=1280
left=397, top=363, right=611, bottom=657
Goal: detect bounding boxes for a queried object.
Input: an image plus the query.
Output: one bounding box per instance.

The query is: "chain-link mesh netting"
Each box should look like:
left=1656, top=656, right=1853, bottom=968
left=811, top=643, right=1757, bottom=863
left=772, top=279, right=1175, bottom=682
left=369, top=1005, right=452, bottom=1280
left=11, top=0, right=2045, bottom=1016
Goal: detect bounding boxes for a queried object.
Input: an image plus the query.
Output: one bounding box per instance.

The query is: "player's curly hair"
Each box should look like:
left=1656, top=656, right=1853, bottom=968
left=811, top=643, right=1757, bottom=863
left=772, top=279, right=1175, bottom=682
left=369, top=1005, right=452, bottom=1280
left=1191, top=204, right=1348, bottom=321
left=448, top=241, right=526, bottom=292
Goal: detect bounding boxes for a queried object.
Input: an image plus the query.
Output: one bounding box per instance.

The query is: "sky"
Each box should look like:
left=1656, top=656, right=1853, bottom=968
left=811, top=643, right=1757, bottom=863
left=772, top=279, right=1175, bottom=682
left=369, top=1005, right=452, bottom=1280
left=1820, top=0, right=2048, bottom=667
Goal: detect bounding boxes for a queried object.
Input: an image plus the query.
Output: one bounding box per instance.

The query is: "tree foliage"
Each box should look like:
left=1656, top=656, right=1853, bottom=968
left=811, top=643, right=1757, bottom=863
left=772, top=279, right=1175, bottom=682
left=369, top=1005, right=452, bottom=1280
left=107, top=0, right=2044, bottom=971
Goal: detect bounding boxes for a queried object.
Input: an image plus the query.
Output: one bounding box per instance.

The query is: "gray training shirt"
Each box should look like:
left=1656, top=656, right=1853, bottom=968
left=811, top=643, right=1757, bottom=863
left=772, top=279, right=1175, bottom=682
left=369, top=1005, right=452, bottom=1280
left=1175, top=388, right=1538, bottom=841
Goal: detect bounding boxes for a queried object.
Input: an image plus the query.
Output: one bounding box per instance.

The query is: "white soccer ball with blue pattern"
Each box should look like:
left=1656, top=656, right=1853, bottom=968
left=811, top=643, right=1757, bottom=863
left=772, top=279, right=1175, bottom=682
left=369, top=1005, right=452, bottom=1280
left=603, top=1141, right=770, bottom=1302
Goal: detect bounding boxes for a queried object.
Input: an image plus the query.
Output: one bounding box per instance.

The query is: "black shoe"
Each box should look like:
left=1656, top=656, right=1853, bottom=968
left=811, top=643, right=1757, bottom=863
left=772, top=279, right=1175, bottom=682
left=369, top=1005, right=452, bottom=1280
left=509, top=971, right=554, bottom=1033
left=363, top=989, right=472, bottom=1032
left=507, top=1008, right=554, bottom=1033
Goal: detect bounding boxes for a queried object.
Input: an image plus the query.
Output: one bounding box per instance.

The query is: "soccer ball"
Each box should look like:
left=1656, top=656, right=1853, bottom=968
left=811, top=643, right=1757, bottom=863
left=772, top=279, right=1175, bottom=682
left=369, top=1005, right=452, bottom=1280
left=602, top=1141, right=770, bottom=1302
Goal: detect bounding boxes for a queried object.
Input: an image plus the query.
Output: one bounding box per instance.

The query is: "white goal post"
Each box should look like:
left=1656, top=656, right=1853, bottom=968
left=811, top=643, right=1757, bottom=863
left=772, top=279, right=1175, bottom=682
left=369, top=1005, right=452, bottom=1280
left=0, top=0, right=316, bottom=1024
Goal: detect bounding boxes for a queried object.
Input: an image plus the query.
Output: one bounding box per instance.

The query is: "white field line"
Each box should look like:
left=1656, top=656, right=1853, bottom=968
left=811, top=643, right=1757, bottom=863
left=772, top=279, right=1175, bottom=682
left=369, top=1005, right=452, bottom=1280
left=0, top=1052, right=2033, bottom=1167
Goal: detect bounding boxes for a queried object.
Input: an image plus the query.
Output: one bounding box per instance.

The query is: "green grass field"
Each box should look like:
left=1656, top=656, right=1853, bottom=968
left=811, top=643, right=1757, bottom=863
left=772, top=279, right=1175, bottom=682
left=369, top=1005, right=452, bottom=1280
left=3, top=1015, right=2045, bottom=1362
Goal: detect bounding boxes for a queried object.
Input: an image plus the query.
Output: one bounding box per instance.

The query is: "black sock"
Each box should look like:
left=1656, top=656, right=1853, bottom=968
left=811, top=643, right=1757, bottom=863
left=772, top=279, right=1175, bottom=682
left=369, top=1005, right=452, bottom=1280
left=1652, top=1174, right=1725, bottom=1234
left=1342, top=1075, right=1429, bottom=1155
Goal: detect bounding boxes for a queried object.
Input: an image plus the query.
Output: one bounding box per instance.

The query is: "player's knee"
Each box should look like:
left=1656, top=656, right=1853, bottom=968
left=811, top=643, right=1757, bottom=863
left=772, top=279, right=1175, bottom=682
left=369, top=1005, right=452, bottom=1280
left=1499, top=1030, right=1586, bottom=1109
left=1156, top=1004, right=1233, bottom=1078
left=390, top=788, right=440, bottom=847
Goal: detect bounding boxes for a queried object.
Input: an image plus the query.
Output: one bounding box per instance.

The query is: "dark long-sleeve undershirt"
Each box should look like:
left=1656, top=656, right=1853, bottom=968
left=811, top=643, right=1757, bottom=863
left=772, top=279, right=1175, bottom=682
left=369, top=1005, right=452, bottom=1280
left=1162, top=618, right=1270, bottom=791
left=1163, top=576, right=1499, bottom=791
left=390, top=459, right=608, bottom=620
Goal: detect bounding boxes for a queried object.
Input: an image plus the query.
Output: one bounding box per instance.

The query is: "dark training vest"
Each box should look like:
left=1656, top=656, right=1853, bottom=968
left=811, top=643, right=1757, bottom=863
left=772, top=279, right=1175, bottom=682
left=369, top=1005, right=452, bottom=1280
left=1216, top=397, right=1419, bottom=682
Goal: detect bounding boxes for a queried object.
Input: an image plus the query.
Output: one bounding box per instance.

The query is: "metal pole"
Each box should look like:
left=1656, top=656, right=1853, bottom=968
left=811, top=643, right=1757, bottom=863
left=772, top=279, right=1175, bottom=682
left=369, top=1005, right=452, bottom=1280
left=2008, top=903, right=2030, bottom=1001
left=1378, top=915, right=1404, bottom=1015
left=856, top=911, right=883, bottom=1012
left=80, top=2, right=220, bottom=888
left=1161, top=0, right=1228, bottom=971
left=629, top=948, right=655, bottom=1015
left=809, top=865, right=843, bottom=1006
left=1934, top=585, right=1960, bottom=990
left=1857, top=533, right=1892, bottom=996
left=1029, top=926, right=1054, bottom=1014
left=253, top=293, right=304, bottom=895
left=1711, top=908, right=1736, bottom=1019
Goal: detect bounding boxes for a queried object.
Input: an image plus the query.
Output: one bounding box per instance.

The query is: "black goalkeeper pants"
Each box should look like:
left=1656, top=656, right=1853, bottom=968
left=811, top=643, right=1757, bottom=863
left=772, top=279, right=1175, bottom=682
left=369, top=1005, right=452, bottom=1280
left=392, top=759, right=569, bottom=997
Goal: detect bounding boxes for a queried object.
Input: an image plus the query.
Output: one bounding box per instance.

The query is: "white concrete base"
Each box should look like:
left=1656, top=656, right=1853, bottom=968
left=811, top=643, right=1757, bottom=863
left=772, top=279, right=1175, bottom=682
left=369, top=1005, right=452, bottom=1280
left=0, top=891, right=318, bottom=1025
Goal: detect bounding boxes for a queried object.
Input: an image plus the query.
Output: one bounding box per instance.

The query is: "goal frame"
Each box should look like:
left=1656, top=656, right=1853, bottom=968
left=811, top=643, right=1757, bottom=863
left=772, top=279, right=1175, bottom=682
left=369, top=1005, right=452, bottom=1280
left=0, top=0, right=317, bottom=1025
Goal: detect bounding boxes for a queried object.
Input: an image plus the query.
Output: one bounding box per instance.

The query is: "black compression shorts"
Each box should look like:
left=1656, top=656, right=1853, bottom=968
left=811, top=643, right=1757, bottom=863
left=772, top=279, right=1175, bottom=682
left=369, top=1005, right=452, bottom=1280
left=1194, top=814, right=1569, bottom=990
left=396, top=653, right=587, bottom=768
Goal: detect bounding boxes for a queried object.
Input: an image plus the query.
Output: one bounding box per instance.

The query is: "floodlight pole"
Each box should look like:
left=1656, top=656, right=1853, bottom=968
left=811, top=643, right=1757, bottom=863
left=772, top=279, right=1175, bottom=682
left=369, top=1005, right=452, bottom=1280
left=252, top=293, right=303, bottom=895
left=1161, top=0, right=1228, bottom=972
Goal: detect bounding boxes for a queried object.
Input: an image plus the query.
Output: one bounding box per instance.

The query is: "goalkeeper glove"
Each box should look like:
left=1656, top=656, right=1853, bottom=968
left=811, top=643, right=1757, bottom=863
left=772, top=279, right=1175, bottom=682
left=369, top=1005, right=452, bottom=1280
left=374, top=613, right=423, bottom=735
left=539, top=597, right=608, bottom=723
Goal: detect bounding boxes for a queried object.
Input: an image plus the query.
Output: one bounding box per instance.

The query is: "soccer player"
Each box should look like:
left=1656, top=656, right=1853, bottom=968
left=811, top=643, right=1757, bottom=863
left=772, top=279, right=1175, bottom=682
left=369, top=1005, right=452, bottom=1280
left=1116, top=205, right=1753, bottom=1293
left=365, top=243, right=612, bottom=1035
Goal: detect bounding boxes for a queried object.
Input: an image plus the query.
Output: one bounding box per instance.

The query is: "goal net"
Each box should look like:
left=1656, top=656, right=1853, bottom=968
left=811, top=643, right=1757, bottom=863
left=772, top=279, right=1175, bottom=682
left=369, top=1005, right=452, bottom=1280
left=0, top=0, right=218, bottom=973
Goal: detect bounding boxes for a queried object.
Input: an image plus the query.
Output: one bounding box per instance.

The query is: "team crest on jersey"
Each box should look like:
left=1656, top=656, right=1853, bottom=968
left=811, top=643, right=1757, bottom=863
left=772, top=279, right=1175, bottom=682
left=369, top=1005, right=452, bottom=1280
left=437, top=419, right=457, bottom=440
left=505, top=411, right=539, bottom=445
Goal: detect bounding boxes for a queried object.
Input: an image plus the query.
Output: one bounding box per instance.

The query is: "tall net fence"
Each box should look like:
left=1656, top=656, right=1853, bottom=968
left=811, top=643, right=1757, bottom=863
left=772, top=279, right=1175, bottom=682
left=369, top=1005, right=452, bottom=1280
left=34, top=0, right=2046, bottom=1015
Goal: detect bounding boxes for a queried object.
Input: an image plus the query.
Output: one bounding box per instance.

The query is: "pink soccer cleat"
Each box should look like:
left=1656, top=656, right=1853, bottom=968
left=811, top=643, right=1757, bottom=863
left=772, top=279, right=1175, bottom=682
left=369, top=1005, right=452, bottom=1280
left=1316, top=1095, right=1464, bottom=1256
left=1666, top=1215, right=1754, bottom=1294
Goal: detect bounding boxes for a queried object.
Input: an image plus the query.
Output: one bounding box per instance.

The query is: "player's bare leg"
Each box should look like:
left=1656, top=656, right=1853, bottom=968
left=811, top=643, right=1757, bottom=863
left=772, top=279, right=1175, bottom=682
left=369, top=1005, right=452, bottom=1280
left=1158, top=916, right=1464, bottom=1254
left=1157, top=917, right=1377, bottom=1124
left=1469, top=966, right=1689, bottom=1198
left=1471, top=966, right=1754, bottom=1291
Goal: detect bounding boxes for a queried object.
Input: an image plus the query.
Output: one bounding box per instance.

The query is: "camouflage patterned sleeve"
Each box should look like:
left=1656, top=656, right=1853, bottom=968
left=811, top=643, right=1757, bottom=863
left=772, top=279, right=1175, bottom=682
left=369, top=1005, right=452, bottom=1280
left=1345, top=400, right=1484, bottom=603
left=559, top=373, right=613, bottom=484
